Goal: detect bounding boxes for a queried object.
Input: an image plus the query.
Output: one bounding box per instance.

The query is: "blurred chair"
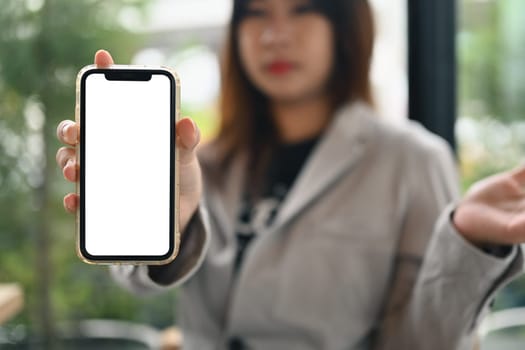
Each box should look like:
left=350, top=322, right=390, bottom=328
left=478, top=307, right=525, bottom=350
left=0, top=284, right=23, bottom=325
left=61, top=320, right=183, bottom=349
left=58, top=319, right=161, bottom=349
left=0, top=319, right=183, bottom=349
left=160, top=326, right=183, bottom=350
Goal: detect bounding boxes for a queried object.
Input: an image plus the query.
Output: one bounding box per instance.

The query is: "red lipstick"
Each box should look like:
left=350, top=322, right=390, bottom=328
left=267, top=61, right=294, bottom=75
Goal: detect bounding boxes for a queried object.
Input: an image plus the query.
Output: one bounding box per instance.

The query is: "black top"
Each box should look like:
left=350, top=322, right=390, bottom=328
left=233, top=137, right=319, bottom=272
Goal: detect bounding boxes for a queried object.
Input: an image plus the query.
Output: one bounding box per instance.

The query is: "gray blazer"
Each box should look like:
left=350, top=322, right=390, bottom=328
left=112, top=102, right=524, bottom=350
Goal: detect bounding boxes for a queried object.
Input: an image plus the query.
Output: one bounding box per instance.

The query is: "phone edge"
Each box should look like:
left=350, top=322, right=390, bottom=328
left=74, top=65, right=181, bottom=266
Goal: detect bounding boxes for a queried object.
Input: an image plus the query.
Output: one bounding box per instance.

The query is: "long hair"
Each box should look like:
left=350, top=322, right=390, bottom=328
left=215, top=0, right=375, bottom=171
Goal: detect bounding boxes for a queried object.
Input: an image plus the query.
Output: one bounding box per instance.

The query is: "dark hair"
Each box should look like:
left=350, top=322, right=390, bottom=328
left=215, top=0, right=375, bottom=172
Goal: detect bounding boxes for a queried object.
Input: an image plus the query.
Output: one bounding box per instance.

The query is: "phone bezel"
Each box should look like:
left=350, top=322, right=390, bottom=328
left=75, top=66, right=180, bottom=265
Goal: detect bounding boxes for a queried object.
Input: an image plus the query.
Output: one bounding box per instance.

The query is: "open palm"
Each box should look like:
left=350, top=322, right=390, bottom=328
left=454, top=166, right=525, bottom=246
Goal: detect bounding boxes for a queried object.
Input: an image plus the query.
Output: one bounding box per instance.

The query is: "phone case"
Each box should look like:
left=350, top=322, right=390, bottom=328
left=75, top=65, right=181, bottom=265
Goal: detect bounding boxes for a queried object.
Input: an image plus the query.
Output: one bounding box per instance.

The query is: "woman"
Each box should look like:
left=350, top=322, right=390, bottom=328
left=56, top=0, right=525, bottom=349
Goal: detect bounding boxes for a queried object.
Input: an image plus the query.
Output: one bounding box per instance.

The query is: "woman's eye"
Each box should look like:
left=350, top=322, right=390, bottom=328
left=245, top=7, right=267, bottom=18
left=293, top=4, right=315, bottom=14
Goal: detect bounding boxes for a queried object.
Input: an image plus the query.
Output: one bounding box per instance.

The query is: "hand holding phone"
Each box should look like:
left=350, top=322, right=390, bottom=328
left=56, top=50, right=202, bottom=264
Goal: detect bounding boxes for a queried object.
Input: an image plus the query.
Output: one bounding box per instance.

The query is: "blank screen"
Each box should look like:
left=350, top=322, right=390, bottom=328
left=82, top=72, right=173, bottom=257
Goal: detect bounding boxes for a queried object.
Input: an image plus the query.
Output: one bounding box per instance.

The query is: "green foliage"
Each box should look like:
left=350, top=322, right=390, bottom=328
left=459, top=0, right=525, bottom=122
left=459, top=0, right=525, bottom=312
left=181, top=104, right=219, bottom=141
left=0, top=0, right=176, bottom=342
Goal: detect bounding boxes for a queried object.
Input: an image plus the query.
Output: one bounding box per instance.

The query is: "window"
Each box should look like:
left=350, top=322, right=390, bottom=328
left=458, top=0, right=525, bottom=346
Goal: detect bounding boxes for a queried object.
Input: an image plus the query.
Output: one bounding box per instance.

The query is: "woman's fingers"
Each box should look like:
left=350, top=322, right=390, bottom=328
left=56, top=147, right=77, bottom=182
left=56, top=146, right=75, bottom=169
left=95, top=49, right=114, bottom=68
left=58, top=48, right=114, bottom=216
left=511, top=165, right=525, bottom=187
left=56, top=120, right=78, bottom=146
left=64, top=193, right=78, bottom=214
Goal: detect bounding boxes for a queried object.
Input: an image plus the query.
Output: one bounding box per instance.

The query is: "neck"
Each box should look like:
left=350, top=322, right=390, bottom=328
left=271, top=96, right=332, bottom=144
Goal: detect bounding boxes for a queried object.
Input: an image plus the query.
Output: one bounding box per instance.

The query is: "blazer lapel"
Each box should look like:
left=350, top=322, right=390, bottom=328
left=204, top=102, right=376, bottom=237
left=271, top=102, right=374, bottom=231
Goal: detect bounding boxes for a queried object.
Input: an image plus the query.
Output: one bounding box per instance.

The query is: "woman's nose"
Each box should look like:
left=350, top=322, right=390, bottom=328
left=260, top=14, right=292, bottom=47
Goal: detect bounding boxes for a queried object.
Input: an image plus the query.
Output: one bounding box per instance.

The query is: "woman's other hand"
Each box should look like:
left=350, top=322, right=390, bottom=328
left=55, top=49, right=202, bottom=232
left=454, top=166, right=525, bottom=247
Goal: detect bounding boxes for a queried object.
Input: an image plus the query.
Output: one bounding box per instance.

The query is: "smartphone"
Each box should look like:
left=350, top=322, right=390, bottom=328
left=75, top=65, right=180, bottom=265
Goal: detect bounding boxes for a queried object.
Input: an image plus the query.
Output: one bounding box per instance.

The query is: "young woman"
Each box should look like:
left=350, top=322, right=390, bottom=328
left=56, top=0, right=525, bottom=348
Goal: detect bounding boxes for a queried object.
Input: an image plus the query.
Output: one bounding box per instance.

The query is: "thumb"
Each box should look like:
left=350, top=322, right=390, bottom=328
left=176, top=117, right=202, bottom=230
left=177, top=117, right=201, bottom=166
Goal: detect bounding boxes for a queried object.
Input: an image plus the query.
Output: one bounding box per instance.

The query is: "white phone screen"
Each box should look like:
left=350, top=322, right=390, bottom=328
left=81, top=70, right=174, bottom=259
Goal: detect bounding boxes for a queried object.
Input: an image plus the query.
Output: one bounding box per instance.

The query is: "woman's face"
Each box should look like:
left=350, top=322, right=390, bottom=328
left=238, top=0, right=334, bottom=104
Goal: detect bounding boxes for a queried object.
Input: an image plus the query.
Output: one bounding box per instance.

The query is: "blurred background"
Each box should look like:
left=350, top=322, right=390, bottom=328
left=0, top=0, right=524, bottom=348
